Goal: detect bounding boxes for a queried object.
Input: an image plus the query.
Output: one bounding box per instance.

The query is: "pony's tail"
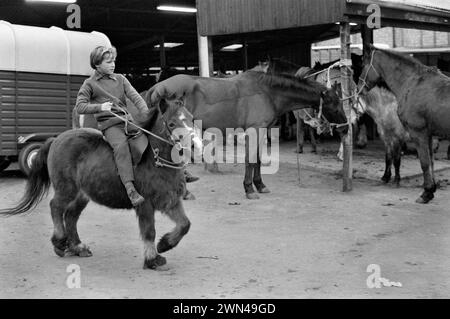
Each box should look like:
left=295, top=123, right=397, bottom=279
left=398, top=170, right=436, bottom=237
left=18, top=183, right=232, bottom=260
left=0, top=138, right=54, bottom=216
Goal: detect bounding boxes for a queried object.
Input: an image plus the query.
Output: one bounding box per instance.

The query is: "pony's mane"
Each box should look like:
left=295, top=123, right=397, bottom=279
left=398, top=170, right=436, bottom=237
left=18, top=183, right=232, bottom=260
left=376, top=48, right=441, bottom=75
left=245, top=70, right=325, bottom=94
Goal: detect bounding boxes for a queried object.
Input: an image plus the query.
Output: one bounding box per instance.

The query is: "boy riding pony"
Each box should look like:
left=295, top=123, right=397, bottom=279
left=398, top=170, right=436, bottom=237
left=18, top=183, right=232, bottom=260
left=76, top=46, right=150, bottom=206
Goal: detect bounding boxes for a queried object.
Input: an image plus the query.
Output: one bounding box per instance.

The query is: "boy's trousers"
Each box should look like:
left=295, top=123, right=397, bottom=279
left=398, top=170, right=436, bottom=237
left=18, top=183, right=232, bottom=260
left=103, top=123, right=138, bottom=184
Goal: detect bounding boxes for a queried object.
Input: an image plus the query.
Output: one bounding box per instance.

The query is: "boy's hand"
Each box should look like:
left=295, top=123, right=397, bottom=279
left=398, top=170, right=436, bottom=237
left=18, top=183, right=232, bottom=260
left=101, top=102, right=113, bottom=112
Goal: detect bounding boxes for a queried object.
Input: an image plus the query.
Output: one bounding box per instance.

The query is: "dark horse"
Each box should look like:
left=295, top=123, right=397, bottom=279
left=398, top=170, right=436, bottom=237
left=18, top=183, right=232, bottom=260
left=358, top=45, right=450, bottom=203
left=149, top=69, right=347, bottom=199
left=0, top=96, right=200, bottom=269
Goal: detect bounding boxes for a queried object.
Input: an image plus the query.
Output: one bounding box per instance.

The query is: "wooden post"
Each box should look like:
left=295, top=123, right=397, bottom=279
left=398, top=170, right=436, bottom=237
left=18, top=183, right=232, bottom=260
left=340, top=22, right=353, bottom=192
left=197, top=34, right=213, bottom=77
left=361, top=24, right=374, bottom=60
left=159, top=35, right=166, bottom=68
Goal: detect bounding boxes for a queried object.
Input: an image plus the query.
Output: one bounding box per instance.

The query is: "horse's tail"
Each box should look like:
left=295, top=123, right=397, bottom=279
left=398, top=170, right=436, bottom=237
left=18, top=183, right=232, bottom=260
left=0, top=138, right=54, bottom=216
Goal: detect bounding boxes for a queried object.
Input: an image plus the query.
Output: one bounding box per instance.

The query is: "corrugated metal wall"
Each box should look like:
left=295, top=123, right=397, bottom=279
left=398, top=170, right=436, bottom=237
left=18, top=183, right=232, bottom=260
left=0, top=71, right=86, bottom=156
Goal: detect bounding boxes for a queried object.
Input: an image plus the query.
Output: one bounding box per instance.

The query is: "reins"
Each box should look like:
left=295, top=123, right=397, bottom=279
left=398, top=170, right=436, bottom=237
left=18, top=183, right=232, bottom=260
left=107, top=105, right=188, bottom=170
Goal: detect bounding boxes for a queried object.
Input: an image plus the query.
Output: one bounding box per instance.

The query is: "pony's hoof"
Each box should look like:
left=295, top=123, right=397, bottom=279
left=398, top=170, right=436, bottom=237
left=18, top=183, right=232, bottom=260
left=311, top=149, right=317, bottom=154
left=296, top=148, right=303, bottom=154
left=246, top=192, right=260, bottom=200
left=66, top=243, right=92, bottom=257
left=143, top=255, right=167, bottom=269
left=257, top=187, right=271, bottom=194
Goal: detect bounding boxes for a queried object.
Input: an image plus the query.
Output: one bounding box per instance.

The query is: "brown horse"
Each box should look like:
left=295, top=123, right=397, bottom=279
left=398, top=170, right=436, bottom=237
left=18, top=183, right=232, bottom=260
left=358, top=45, right=450, bottom=203
left=265, top=58, right=360, bottom=157
left=0, top=97, right=199, bottom=269
left=149, top=70, right=347, bottom=199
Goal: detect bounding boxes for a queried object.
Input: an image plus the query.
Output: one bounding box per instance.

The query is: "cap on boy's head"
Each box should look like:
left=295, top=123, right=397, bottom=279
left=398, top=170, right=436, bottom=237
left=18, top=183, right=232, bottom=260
left=90, top=46, right=117, bottom=69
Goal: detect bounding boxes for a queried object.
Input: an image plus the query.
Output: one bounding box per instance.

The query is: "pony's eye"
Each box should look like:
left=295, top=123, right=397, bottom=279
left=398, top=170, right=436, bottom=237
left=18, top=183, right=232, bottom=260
left=168, top=122, right=176, bottom=129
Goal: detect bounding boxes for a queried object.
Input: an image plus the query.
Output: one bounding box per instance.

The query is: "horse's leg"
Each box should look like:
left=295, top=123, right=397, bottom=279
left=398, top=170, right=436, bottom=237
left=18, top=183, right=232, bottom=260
left=253, top=134, right=270, bottom=194
left=157, top=200, right=191, bottom=254
left=244, top=135, right=258, bottom=199
left=64, top=193, right=91, bottom=257
left=309, top=126, right=317, bottom=153
left=411, top=132, right=436, bottom=204
left=136, top=200, right=165, bottom=269
left=429, top=135, right=436, bottom=189
left=50, top=194, right=68, bottom=257
left=296, top=114, right=304, bottom=153
left=393, top=143, right=402, bottom=187
left=381, top=149, right=392, bottom=183
left=204, top=135, right=220, bottom=173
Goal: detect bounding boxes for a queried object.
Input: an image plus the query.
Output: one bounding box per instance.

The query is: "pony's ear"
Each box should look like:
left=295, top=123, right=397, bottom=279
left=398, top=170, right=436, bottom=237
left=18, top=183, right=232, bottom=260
left=159, top=99, right=169, bottom=114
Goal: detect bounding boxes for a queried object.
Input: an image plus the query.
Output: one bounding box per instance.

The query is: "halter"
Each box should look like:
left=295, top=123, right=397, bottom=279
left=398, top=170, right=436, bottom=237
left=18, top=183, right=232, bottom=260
left=108, top=104, right=191, bottom=170
left=358, top=50, right=380, bottom=92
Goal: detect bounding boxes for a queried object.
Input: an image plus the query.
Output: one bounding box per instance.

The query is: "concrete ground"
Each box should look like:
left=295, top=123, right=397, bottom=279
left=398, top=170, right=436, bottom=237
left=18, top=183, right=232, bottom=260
left=1, top=139, right=450, bottom=298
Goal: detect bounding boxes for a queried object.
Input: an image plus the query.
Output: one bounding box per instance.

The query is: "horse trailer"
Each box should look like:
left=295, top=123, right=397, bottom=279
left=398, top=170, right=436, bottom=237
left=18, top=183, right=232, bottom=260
left=0, top=21, right=110, bottom=175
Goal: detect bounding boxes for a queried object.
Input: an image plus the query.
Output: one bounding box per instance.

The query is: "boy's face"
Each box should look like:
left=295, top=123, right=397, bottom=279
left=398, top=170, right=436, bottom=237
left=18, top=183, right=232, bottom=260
left=96, top=53, right=115, bottom=75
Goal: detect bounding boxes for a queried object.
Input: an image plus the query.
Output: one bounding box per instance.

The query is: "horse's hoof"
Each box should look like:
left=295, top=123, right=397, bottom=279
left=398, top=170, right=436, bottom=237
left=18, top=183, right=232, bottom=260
left=143, top=255, right=167, bottom=270
left=54, top=246, right=66, bottom=257
left=415, top=197, right=428, bottom=204
left=416, top=192, right=434, bottom=204
left=246, top=192, right=260, bottom=200
left=311, top=149, right=317, bottom=154
left=381, top=176, right=391, bottom=184
left=66, top=243, right=93, bottom=257
left=257, top=187, right=271, bottom=194
left=296, top=148, right=303, bottom=154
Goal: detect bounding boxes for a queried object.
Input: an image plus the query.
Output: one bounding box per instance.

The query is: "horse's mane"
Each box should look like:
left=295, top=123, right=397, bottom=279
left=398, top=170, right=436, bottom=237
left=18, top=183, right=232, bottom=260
left=268, top=57, right=300, bottom=73
left=295, top=67, right=315, bottom=79
left=245, top=70, right=325, bottom=95
left=375, top=48, right=441, bottom=75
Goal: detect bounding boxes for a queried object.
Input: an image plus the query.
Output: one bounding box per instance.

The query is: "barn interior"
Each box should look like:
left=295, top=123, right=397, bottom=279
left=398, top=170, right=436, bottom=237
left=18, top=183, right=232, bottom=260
left=1, top=0, right=449, bottom=91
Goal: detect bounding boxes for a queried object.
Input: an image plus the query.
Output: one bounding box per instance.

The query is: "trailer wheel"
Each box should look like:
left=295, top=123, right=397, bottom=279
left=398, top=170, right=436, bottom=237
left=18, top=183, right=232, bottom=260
left=0, top=157, right=11, bottom=172
left=18, top=143, right=42, bottom=176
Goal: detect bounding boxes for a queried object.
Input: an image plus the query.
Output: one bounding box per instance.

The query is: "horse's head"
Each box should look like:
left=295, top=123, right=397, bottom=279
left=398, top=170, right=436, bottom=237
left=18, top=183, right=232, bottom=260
left=150, top=97, right=203, bottom=156
left=320, top=83, right=348, bottom=134
left=357, top=47, right=382, bottom=94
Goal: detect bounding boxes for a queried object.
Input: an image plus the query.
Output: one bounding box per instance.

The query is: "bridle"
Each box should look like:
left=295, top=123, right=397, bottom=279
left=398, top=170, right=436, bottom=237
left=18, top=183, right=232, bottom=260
left=108, top=102, right=194, bottom=170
